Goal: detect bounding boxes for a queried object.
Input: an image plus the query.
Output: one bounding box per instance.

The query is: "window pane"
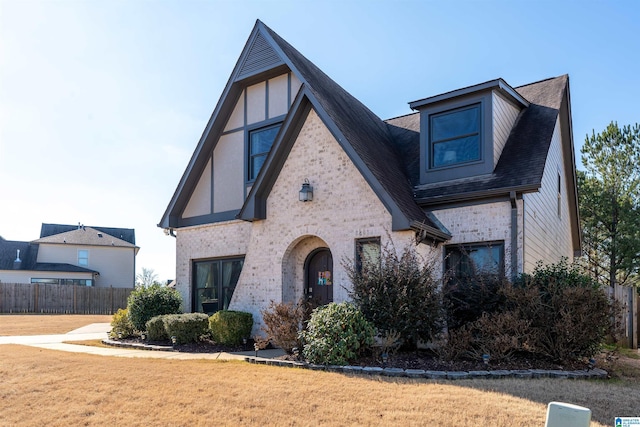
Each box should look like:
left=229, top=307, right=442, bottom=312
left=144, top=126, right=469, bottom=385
left=195, top=262, right=219, bottom=313
left=249, top=124, right=281, bottom=180
left=433, top=135, right=480, bottom=167
left=446, top=243, right=503, bottom=278
left=250, top=154, right=266, bottom=180
left=221, top=259, right=244, bottom=311
left=250, top=125, right=281, bottom=155
left=78, top=250, right=89, bottom=266
left=356, top=238, right=381, bottom=272
left=431, top=106, right=479, bottom=142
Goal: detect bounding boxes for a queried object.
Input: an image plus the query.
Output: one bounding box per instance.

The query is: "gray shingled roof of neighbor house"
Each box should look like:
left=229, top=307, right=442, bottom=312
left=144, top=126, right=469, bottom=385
left=33, top=226, right=138, bottom=249
left=40, top=223, right=136, bottom=245
left=0, top=238, right=97, bottom=273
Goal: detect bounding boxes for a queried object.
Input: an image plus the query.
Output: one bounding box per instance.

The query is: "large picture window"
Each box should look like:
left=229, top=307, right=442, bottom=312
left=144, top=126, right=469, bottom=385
left=193, top=257, right=244, bottom=314
left=445, top=242, right=504, bottom=280
left=430, top=104, right=481, bottom=168
left=248, top=124, right=281, bottom=181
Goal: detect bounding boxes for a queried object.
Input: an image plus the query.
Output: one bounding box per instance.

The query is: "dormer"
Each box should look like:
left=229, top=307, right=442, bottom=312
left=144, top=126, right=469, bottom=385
left=409, top=79, right=529, bottom=185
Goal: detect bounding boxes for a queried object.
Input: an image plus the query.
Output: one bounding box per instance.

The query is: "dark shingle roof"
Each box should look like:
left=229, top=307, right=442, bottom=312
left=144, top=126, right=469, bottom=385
left=409, top=75, right=568, bottom=203
left=40, top=223, right=136, bottom=245
left=0, top=239, right=38, bottom=270
left=0, top=239, right=97, bottom=273
left=263, top=23, right=442, bottom=232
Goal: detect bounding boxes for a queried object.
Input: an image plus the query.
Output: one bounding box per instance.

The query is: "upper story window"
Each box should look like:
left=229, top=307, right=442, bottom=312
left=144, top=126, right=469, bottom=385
left=78, top=249, right=89, bottom=266
left=249, top=123, right=281, bottom=181
left=430, top=104, right=481, bottom=168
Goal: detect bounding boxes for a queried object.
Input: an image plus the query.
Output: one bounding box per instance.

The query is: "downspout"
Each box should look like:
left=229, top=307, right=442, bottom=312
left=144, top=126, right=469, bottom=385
left=510, top=191, right=518, bottom=281
left=629, top=287, right=636, bottom=348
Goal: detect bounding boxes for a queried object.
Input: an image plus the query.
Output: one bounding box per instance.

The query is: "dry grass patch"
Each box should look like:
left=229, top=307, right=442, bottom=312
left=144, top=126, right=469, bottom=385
left=0, top=345, right=613, bottom=427
left=0, top=314, right=112, bottom=336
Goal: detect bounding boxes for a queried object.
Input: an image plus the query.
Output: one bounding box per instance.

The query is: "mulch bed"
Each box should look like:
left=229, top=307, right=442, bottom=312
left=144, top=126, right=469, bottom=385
left=117, top=337, right=589, bottom=371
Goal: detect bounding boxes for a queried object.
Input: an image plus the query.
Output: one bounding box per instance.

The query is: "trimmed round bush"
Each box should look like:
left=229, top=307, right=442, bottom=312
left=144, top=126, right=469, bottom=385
left=146, top=315, right=169, bottom=341
left=163, top=313, right=210, bottom=345
left=127, top=284, right=182, bottom=331
left=209, top=310, right=253, bottom=346
left=301, top=302, right=375, bottom=365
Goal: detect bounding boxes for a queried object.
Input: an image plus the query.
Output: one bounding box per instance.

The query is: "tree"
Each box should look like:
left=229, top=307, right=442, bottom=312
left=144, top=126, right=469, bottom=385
left=136, top=267, right=160, bottom=288
left=578, top=122, right=640, bottom=289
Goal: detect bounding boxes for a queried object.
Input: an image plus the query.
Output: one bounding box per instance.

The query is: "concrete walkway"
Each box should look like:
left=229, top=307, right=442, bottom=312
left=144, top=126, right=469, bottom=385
left=0, top=323, right=286, bottom=361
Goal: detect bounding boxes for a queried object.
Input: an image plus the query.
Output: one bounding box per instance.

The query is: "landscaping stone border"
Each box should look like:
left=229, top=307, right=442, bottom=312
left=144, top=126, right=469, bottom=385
left=102, top=339, right=608, bottom=380
left=243, top=356, right=609, bottom=380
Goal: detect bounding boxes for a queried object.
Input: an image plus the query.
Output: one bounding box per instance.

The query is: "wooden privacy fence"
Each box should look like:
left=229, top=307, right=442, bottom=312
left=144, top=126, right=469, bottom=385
left=0, top=283, right=132, bottom=315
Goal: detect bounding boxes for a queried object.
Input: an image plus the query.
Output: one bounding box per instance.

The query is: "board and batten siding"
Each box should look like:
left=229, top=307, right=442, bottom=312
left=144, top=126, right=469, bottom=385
left=492, top=91, right=521, bottom=168
left=523, top=116, right=573, bottom=272
left=181, top=72, right=301, bottom=221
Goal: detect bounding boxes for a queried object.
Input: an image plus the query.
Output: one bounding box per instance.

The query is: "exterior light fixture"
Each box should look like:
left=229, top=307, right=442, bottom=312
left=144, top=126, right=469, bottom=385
left=299, top=179, right=313, bottom=202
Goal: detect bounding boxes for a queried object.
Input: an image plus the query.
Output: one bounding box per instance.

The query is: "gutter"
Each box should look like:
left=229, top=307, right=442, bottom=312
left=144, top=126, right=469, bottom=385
left=415, top=184, right=539, bottom=207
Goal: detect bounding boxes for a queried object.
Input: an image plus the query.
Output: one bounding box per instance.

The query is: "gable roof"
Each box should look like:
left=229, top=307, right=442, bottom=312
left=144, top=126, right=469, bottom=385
left=41, top=223, right=136, bottom=245
left=159, top=20, right=450, bottom=240
left=34, top=226, right=138, bottom=252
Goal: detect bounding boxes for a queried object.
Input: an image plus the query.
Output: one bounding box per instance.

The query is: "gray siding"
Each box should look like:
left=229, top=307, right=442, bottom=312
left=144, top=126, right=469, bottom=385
left=523, top=117, right=573, bottom=271
left=492, top=92, right=521, bottom=168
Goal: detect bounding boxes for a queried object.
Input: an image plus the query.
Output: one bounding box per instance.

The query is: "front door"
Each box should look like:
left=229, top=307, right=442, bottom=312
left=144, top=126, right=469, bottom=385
left=306, top=249, right=333, bottom=306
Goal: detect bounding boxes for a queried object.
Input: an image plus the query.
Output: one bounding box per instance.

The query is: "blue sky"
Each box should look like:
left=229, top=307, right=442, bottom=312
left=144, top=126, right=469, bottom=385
left=1, top=0, right=638, bottom=281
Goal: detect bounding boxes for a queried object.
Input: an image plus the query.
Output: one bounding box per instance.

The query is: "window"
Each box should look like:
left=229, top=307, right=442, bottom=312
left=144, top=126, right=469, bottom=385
left=430, top=104, right=481, bottom=168
left=355, top=237, right=381, bottom=273
left=78, top=250, right=89, bottom=266
left=193, top=257, right=244, bottom=314
left=557, top=171, right=562, bottom=218
left=31, top=278, right=93, bottom=286
left=445, top=242, right=504, bottom=280
left=248, top=124, right=281, bottom=181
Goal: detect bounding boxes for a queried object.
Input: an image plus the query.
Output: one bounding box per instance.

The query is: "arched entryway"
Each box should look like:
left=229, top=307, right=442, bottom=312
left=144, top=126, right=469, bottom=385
left=305, top=248, right=333, bottom=306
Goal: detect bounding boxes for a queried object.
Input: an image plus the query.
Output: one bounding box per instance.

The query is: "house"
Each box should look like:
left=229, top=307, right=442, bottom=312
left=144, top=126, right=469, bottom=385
left=0, top=223, right=138, bottom=288
left=158, top=21, right=580, bottom=333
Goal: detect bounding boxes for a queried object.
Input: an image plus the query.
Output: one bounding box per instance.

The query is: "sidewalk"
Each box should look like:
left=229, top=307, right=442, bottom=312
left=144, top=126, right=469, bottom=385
left=0, top=323, right=286, bottom=361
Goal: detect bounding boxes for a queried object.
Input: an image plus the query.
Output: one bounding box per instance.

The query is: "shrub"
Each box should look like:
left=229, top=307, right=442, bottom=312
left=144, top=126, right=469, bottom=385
left=347, top=243, right=443, bottom=348
left=300, top=302, right=375, bottom=365
left=109, top=308, right=135, bottom=339
left=442, top=273, right=507, bottom=331
left=127, top=284, right=182, bottom=331
left=146, top=315, right=169, bottom=341
left=209, top=310, right=253, bottom=346
left=508, top=259, right=612, bottom=361
left=163, top=313, right=209, bottom=345
left=261, top=300, right=307, bottom=353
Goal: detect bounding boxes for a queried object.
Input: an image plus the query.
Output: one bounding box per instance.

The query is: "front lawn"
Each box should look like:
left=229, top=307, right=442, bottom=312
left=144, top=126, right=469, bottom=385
left=0, top=314, right=112, bottom=336
left=2, top=344, right=633, bottom=426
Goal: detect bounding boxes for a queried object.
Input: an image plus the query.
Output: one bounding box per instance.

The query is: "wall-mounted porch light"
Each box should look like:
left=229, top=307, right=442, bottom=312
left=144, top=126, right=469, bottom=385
left=299, top=179, right=313, bottom=202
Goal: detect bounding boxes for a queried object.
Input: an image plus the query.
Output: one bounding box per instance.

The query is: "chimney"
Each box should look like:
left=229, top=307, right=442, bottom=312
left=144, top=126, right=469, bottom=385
left=13, top=249, right=22, bottom=270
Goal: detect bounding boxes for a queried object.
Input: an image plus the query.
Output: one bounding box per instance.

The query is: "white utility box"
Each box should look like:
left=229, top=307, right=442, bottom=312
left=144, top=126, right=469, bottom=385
left=545, top=402, right=592, bottom=427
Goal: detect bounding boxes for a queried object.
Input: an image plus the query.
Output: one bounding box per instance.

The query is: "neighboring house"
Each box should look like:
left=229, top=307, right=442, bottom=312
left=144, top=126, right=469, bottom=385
left=159, top=21, right=580, bottom=333
left=0, top=223, right=138, bottom=288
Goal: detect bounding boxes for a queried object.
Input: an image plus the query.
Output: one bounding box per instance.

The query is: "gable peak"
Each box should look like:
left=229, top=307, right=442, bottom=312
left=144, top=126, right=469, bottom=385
left=236, top=25, right=284, bottom=81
